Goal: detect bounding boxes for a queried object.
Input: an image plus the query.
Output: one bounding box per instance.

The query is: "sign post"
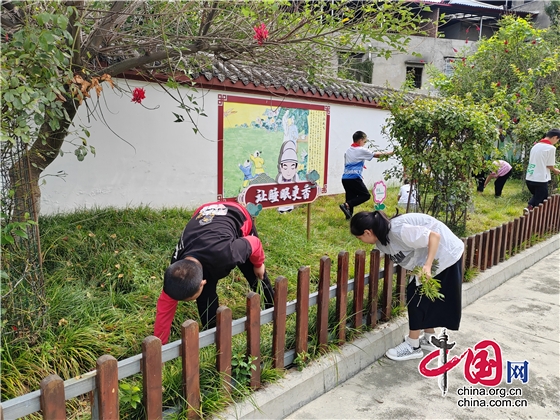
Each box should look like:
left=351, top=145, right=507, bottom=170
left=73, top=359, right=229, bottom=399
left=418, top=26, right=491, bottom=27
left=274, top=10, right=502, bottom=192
left=373, top=180, right=387, bottom=211
left=238, top=181, right=320, bottom=240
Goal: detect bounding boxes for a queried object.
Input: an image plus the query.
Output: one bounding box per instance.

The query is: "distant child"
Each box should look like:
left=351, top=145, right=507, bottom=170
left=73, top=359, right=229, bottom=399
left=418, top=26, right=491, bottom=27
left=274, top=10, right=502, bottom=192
left=340, top=131, right=393, bottom=219
left=525, top=128, right=560, bottom=211
left=397, top=179, right=418, bottom=212
left=483, top=160, right=513, bottom=198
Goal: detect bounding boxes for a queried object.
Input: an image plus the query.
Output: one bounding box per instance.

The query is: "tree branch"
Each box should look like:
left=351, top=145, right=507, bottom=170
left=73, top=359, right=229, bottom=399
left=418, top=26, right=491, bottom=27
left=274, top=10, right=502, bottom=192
left=198, top=1, right=219, bottom=38
left=82, top=1, right=132, bottom=54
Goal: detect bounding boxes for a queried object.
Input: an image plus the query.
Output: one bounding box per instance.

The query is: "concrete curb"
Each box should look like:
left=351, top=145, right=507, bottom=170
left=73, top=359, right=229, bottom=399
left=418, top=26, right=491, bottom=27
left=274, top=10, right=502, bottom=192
left=217, top=235, right=560, bottom=420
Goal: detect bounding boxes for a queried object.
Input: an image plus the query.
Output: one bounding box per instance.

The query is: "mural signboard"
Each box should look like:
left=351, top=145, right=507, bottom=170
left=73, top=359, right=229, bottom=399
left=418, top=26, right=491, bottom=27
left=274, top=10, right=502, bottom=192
left=218, top=94, right=329, bottom=214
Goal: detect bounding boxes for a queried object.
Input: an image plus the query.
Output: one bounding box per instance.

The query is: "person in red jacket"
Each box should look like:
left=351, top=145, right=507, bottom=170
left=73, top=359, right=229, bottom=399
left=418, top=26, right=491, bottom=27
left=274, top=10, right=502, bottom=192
left=154, top=201, right=274, bottom=344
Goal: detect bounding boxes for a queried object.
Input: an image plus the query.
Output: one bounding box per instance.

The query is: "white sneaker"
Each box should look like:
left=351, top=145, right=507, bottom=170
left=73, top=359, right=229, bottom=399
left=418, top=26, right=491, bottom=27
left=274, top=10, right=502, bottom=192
left=419, top=334, right=437, bottom=352
left=386, top=340, right=423, bottom=361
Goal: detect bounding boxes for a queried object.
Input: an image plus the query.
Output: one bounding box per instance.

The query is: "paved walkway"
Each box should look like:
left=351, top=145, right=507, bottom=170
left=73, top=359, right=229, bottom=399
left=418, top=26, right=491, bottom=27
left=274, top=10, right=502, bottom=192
left=286, top=249, right=560, bottom=420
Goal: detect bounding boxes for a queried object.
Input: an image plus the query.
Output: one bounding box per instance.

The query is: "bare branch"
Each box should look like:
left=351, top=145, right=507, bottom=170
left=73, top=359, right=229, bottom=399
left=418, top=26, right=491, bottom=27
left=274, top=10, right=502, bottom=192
left=82, top=1, right=134, bottom=54
left=198, top=1, right=219, bottom=38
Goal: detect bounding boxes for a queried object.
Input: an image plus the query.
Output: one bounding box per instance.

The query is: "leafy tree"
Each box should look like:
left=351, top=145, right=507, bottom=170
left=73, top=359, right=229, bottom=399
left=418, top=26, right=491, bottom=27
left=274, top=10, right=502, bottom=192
left=545, top=0, right=560, bottom=26
left=428, top=16, right=560, bottom=174
left=383, top=95, right=500, bottom=234
left=1, top=0, right=431, bottom=221
left=1, top=0, right=432, bottom=342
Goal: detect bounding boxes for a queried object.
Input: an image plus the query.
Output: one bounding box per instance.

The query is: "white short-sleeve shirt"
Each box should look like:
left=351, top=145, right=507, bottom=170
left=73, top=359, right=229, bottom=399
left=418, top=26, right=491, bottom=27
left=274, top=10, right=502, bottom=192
left=374, top=213, right=464, bottom=276
left=526, top=142, right=556, bottom=182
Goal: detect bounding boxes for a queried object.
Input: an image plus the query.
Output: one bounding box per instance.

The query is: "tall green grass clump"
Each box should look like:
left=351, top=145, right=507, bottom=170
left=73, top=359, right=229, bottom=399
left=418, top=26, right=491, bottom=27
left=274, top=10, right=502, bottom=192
left=1, top=180, right=531, bottom=417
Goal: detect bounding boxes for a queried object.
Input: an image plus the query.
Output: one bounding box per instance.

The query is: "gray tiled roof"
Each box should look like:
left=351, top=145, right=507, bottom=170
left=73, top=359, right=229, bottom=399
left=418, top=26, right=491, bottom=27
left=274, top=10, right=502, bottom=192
left=193, top=60, right=421, bottom=104
left=447, top=0, right=503, bottom=10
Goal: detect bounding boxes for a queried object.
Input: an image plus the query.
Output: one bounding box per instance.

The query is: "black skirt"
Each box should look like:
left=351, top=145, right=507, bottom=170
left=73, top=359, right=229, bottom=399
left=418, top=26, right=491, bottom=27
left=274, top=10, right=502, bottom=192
left=406, top=257, right=462, bottom=331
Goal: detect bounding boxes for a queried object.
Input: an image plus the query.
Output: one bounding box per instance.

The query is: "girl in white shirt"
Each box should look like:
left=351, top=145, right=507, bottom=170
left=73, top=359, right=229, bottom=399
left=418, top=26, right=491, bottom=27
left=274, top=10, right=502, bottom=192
left=350, top=211, right=464, bottom=361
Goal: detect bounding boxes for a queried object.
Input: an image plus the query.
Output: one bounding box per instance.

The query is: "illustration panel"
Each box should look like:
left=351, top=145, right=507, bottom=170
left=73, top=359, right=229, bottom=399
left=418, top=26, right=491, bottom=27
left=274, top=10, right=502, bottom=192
left=217, top=95, right=329, bottom=201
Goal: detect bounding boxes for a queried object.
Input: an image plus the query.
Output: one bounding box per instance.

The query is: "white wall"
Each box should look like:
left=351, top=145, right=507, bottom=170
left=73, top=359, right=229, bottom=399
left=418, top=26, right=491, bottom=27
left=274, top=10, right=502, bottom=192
left=39, top=79, right=395, bottom=214
left=370, top=35, right=478, bottom=93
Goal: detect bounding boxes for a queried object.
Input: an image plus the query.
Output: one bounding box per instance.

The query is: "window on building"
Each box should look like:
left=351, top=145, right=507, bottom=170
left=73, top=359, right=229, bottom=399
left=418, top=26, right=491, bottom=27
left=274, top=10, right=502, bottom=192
left=406, top=66, right=423, bottom=89
left=443, top=57, right=456, bottom=76
left=338, top=53, right=373, bottom=84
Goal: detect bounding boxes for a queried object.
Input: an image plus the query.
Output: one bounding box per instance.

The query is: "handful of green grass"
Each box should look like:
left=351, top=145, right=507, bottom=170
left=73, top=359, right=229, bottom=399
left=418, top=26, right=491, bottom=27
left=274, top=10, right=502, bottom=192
left=411, top=260, right=444, bottom=302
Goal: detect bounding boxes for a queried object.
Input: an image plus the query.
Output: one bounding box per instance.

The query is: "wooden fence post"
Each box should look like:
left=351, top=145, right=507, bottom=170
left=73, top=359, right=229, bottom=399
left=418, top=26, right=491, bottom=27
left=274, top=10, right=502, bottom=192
left=549, top=196, right=555, bottom=232
left=466, top=236, right=474, bottom=270
left=96, top=355, right=119, bottom=420
left=395, top=265, right=406, bottom=306
left=296, top=266, right=310, bottom=357
left=543, top=200, right=548, bottom=236
left=272, top=277, right=288, bottom=369
left=316, top=256, right=331, bottom=350
left=555, top=195, right=560, bottom=233
left=474, top=233, right=483, bottom=270
left=519, top=216, right=525, bottom=251
left=495, top=226, right=503, bottom=265
left=40, top=374, right=65, bottom=420
left=552, top=196, right=558, bottom=232
left=525, top=210, right=533, bottom=249
left=142, top=336, right=162, bottom=420
left=487, top=228, right=496, bottom=269
left=353, top=250, right=366, bottom=329
left=367, top=249, right=380, bottom=328
left=479, top=231, right=488, bottom=271
left=550, top=194, right=560, bottom=235
left=542, top=201, right=548, bottom=237
left=534, top=205, right=542, bottom=243
left=335, top=251, right=349, bottom=344
left=381, top=254, right=393, bottom=322
left=507, top=221, right=514, bottom=257
left=246, top=292, right=261, bottom=390
left=461, top=238, right=467, bottom=281
left=181, top=320, right=201, bottom=420
left=216, top=306, right=232, bottom=392
left=512, top=219, right=519, bottom=256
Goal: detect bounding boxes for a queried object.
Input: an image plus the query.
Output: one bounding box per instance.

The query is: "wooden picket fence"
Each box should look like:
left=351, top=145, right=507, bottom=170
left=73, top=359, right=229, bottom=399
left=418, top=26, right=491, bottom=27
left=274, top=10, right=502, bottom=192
left=1, top=195, right=558, bottom=420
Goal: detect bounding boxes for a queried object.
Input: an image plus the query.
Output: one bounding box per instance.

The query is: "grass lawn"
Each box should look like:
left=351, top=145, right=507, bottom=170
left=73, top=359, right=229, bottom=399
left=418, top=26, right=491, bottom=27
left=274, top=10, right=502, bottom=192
left=1, top=179, right=533, bottom=417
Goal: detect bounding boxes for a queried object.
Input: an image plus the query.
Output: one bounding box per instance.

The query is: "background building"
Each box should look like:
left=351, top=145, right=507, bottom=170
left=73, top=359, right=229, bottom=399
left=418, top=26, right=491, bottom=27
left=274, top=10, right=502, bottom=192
left=343, top=0, right=545, bottom=92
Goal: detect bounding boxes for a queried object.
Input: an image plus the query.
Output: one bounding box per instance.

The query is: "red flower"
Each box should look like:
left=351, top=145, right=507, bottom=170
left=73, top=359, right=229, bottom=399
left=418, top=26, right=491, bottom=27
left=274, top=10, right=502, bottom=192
left=504, top=40, right=508, bottom=45
left=505, top=49, right=509, bottom=53
left=253, top=23, right=269, bottom=46
left=452, top=47, right=458, bottom=53
left=496, top=82, right=501, bottom=87
left=131, top=87, right=146, bottom=104
left=531, top=40, right=537, bottom=44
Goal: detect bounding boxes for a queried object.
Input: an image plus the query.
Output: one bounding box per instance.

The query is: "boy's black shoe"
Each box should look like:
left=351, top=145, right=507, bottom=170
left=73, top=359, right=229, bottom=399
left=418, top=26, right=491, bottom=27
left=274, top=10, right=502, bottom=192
left=339, top=203, right=352, bottom=219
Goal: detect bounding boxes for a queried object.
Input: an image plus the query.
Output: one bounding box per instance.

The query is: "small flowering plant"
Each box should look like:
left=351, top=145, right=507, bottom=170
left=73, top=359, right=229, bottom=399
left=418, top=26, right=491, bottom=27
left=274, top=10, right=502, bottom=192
left=131, top=87, right=146, bottom=104
left=253, top=23, right=269, bottom=45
